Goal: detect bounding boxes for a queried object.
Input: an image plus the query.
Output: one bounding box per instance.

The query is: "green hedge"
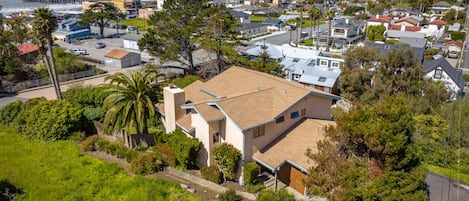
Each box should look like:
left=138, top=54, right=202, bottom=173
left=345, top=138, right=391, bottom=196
left=217, top=188, right=241, bottom=201
left=165, top=130, right=200, bottom=169
left=201, top=166, right=222, bottom=184
left=80, top=135, right=139, bottom=162
left=154, top=144, right=177, bottom=167
left=0, top=98, right=84, bottom=141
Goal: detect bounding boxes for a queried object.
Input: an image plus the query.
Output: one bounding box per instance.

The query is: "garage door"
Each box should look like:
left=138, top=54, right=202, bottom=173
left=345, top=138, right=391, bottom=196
left=289, top=165, right=306, bottom=194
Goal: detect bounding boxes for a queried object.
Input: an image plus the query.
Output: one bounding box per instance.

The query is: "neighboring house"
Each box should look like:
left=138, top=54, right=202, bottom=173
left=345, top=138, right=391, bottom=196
left=428, top=19, right=447, bottom=39
left=158, top=66, right=340, bottom=195
left=237, top=23, right=268, bottom=38
left=448, top=22, right=461, bottom=32
left=428, top=1, right=452, bottom=17
left=444, top=41, right=463, bottom=53
left=242, top=42, right=344, bottom=94
left=394, top=16, right=420, bottom=27
left=227, top=9, right=251, bottom=24
left=53, top=18, right=91, bottom=43
left=122, top=34, right=142, bottom=50
left=399, top=37, right=427, bottom=49
left=366, top=42, right=425, bottom=64
left=278, top=14, right=299, bottom=23
left=323, top=18, right=365, bottom=48
left=423, top=57, right=464, bottom=96
left=104, top=49, right=141, bottom=68
left=386, top=30, right=426, bottom=40
left=262, top=18, right=285, bottom=31
left=366, top=15, right=392, bottom=30
left=16, top=43, right=39, bottom=64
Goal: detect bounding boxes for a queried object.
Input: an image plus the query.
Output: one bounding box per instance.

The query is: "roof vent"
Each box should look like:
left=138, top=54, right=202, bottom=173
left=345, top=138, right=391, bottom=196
left=282, top=90, right=287, bottom=96
left=199, top=87, right=226, bottom=99
left=256, top=86, right=261, bottom=91
left=169, top=84, right=178, bottom=89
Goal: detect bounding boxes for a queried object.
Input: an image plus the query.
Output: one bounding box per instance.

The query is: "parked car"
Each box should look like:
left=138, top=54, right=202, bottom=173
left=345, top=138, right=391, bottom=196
left=448, top=51, right=459, bottom=58
left=95, top=42, right=106, bottom=49
left=70, top=47, right=88, bottom=55
left=126, top=26, right=137, bottom=32
left=301, top=32, right=309, bottom=38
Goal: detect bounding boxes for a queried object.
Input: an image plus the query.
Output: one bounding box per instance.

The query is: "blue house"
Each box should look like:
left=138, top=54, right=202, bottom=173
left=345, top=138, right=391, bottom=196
left=53, top=18, right=91, bottom=43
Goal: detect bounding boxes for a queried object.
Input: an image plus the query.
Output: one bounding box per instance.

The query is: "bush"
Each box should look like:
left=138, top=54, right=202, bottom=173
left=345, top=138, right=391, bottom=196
left=154, top=144, right=177, bottom=167
left=257, top=189, right=295, bottom=201
left=246, top=183, right=265, bottom=193
left=166, top=130, right=200, bottom=169
left=81, top=135, right=100, bottom=152
left=218, top=188, right=241, bottom=201
left=243, top=162, right=260, bottom=185
left=83, top=106, right=102, bottom=121
left=125, top=149, right=139, bottom=163
left=130, top=152, right=164, bottom=175
left=451, top=31, right=465, bottom=41
left=0, top=100, right=23, bottom=127
left=13, top=99, right=84, bottom=141
left=169, top=75, right=200, bottom=89
left=213, top=143, right=242, bottom=181
left=63, top=86, right=107, bottom=107
left=201, top=166, right=222, bottom=184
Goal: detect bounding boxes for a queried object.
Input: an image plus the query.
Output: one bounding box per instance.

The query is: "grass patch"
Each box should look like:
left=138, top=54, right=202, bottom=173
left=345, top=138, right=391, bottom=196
left=426, top=164, right=469, bottom=184
left=113, top=18, right=148, bottom=31
left=250, top=15, right=265, bottom=22
left=300, top=38, right=315, bottom=46
left=0, top=127, right=197, bottom=201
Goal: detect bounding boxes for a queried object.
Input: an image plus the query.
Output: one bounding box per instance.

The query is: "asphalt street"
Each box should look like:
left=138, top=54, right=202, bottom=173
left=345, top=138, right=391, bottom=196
left=425, top=173, right=469, bottom=201
left=250, top=24, right=328, bottom=46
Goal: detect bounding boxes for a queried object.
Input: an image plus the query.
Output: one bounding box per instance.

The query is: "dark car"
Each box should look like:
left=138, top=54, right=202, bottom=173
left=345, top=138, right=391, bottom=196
left=95, top=42, right=106, bottom=49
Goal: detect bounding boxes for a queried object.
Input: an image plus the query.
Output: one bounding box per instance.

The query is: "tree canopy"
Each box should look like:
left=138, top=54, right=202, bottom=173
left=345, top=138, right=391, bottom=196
left=80, top=2, right=122, bottom=35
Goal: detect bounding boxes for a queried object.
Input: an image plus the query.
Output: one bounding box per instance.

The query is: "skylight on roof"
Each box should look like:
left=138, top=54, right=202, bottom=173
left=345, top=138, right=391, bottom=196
left=318, top=77, right=327, bottom=82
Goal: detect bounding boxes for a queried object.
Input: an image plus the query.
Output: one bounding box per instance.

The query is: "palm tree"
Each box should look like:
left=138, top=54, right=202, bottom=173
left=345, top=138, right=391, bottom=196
left=297, top=7, right=306, bottom=47
left=326, top=9, right=335, bottom=52
left=102, top=69, right=164, bottom=147
left=31, top=8, right=62, bottom=99
left=308, top=7, right=322, bottom=50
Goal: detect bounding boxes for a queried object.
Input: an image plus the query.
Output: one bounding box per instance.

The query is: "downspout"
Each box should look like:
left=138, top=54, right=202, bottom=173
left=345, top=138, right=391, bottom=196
left=274, top=168, right=278, bottom=191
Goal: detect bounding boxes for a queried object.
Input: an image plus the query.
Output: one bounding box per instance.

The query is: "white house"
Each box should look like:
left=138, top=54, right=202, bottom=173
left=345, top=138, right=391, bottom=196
left=104, top=49, right=141, bottom=68
left=423, top=57, right=464, bottom=96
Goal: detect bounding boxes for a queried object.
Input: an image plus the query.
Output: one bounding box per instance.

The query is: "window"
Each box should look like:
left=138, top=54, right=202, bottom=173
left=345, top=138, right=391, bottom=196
left=320, top=60, right=328, bottom=66
left=292, top=58, right=300, bottom=62
left=434, top=69, right=443, bottom=79
left=213, top=133, right=219, bottom=143
left=253, top=125, right=265, bottom=138
left=301, top=109, right=306, bottom=116
left=318, top=77, right=327, bottom=82
left=290, top=111, right=299, bottom=119
left=276, top=116, right=285, bottom=123
left=293, top=74, right=301, bottom=80
left=331, top=62, right=340, bottom=68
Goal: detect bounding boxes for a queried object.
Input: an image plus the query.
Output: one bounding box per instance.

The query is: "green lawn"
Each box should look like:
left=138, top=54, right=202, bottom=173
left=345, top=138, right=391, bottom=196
left=250, top=15, right=266, bottom=22
left=426, top=164, right=469, bottom=184
left=0, top=127, right=197, bottom=201
left=113, top=18, right=148, bottom=31
left=299, top=38, right=315, bottom=46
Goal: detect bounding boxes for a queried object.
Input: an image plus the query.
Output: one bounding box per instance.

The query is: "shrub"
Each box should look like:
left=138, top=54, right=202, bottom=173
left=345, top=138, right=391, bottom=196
left=246, top=183, right=265, bottom=193
left=0, top=100, right=23, bottom=127
left=166, top=130, right=200, bottom=169
left=257, top=189, right=295, bottom=201
left=81, top=135, right=100, bottom=152
left=169, top=75, right=200, bottom=89
left=451, top=31, right=465, bottom=41
left=95, top=139, right=110, bottom=151
left=213, top=143, right=242, bottom=181
left=63, top=86, right=107, bottom=107
left=201, top=166, right=222, bottom=184
left=130, top=152, right=164, bottom=175
left=14, top=99, right=84, bottom=141
left=218, top=188, right=241, bottom=201
left=243, top=162, right=260, bottom=185
left=154, top=144, right=177, bottom=167
left=83, top=106, right=102, bottom=121
left=125, top=149, right=139, bottom=163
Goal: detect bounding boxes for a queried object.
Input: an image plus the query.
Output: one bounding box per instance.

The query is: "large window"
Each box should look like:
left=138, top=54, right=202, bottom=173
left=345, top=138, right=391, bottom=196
left=320, top=60, right=328, bottom=66
left=331, top=62, right=340, bottom=68
left=434, top=69, right=443, bottom=79
left=253, top=125, right=265, bottom=138
left=213, top=132, right=220, bottom=143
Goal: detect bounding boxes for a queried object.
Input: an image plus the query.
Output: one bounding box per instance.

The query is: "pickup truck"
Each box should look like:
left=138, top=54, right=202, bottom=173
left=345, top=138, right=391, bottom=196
left=70, top=48, right=88, bottom=55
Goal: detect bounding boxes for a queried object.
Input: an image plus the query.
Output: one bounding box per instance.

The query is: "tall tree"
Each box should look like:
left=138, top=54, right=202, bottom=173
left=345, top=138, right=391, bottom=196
left=308, top=7, right=322, bottom=50
left=102, top=68, right=164, bottom=139
left=306, top=96, right=427, bottom=200
left=325, top=9, right=335, bottom=51
left=241, top=42, right=284, bottom=77
left=198, top=4, right=240, bottom=76
left=297, top=7, right=306, bottom=47
left=80, top=2, right=120, bottom=36
left=139, top=0, right=207, bottom=74
left=31, top=8, right=62, bottom=99
left=0, top=17, right=28, bottom=80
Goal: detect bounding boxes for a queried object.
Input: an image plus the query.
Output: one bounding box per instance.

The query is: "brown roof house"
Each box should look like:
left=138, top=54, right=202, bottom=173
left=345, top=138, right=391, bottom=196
left=104, top=49, right=141, bottom=68
left=159, top=66, right=340, bottom=195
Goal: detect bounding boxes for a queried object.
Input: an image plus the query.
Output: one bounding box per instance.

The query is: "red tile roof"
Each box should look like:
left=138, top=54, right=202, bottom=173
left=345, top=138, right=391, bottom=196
left=390, top=24, right=402, bottom=30
left=368, top=15, right=392, bottom=23
left=430, top=19, right=448, bottom=25
left=405, top=26, right=422, bottom=32
left=444, top=41, right=463, bottom=49
left=17, top=43, right=39, bottom=55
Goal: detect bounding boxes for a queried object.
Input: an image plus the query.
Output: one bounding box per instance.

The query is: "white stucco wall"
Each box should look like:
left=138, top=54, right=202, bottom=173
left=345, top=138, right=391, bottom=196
left=192, top=112, right=211, bottom=167
left=425, top=68, right=461, bottom=94
left=123, top=39, right=139, bottom=50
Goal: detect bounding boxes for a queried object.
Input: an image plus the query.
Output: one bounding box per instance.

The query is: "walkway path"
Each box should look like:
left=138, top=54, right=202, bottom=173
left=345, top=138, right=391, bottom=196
left=87, top=151, right=256, bottom=201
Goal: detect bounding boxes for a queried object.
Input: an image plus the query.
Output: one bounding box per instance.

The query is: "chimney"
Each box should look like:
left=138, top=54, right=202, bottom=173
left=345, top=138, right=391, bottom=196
left=376, top=14, right=379, bottom=19
left=163, top=86, right=186, bottom=133
left=345, top=18, right=349, bottom=24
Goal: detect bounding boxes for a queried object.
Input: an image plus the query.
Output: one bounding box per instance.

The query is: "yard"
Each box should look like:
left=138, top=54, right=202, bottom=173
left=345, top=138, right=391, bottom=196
left=0, top=127, right=197, bottom=201
left=114, top=18, right=148, bottom=31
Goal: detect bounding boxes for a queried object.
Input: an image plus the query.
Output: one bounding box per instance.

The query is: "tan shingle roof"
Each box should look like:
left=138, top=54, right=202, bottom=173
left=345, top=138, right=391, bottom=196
left=104, top=49, right=129, bottom=59
left=176, top=114, right=193, bottom=132
left=182, top=67, right=339, bottom=129
left=253, top=119, right=336, bottom=170
left=194, top=103, right=225, bottom=122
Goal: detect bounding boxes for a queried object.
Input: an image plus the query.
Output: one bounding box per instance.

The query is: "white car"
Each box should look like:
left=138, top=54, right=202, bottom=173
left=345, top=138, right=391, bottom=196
left=70, top=48, right=88, bottom=55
